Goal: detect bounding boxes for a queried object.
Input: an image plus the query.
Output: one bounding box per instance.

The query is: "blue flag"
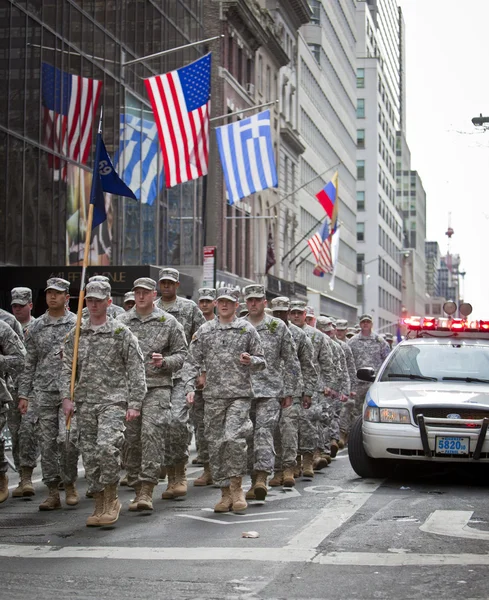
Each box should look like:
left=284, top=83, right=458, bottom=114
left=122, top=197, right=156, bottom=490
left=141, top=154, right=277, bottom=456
left=90, top=132, right=137, bottom=229
left=396, top=323, right=402, bottom=343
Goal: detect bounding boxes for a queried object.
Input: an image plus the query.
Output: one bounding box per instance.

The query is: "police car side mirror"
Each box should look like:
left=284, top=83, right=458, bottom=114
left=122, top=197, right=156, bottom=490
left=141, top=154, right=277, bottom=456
left=357, top=367, right=376, bottom=382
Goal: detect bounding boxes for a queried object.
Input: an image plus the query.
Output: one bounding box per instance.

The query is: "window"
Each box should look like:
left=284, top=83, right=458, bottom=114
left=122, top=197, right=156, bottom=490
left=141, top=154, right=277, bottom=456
left=357, top=160, right=365, bottom=180
left=310, top=0, right=321, bottom=25
left=357, top=253, right=364, bottom=273
left=357, top=222, right=365, bottom=242
left=357, top=284, right=364, bottom=304
left=308, top=44, right=320, bottom=64
left=265, top=65, right=271, bottom=101
left=357, top=98, right=365, bottom=118
left=257, top=55, right=263, bottom=93
left=357, top=129, right=365, bottom=148
left=356, top=68, right=365, bottom=88
left=357, top=191, right=365, bottom=211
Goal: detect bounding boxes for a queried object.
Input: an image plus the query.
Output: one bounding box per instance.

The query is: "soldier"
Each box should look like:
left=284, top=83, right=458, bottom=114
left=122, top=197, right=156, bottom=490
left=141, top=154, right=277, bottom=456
left=334, top=319, right=357, bottom=455
left=0, top=306, right=23, bottom=339
left=191, top=287, right=216, bottom=484
left=243, top=285, right=300, bottom=500
left=18, top=278, right=79, bottom=511
left=346, top=327, right=356, bottom=340
left=155, top=268, right=205, bottom=499
left=118, top=278, right=187, bottom=511
left=61, top=280, right=147, bottom=527
left=383, top=332, right=394, bottom=349
left=0, top=321, right=26, bottom=503
left=9, top=287, right=39, bottom=497
left=182, top=287, right=266, bottom=513
left=341, top=314, right=390, bottom=445
left=270, top=297, right=317, bottom=488
left=123, top=292, right=136, bottom=311
left=81, top=276, right=125, bottom=319
left=238, top=303, right=249, bottom=318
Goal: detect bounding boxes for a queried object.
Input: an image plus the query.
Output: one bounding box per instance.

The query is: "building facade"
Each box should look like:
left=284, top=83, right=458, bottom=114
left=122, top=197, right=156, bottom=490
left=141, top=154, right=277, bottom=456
left=425, top=240, right=442, bottom=298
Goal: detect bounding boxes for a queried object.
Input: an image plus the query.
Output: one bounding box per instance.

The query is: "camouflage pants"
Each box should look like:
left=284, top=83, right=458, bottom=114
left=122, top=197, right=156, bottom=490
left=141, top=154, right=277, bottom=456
left=36, top=391, right=79, bottom=486
left=298, top=394, right=319, bottom=454
left=77, top=402, right=126, bottom=494
left=329, top=397, right=342, bottom=442
left=0, top=405, right=7, bottom=474
left=125, top=387, right=171, bottom=486
left=339, top=382, right=370, bottom=436
left=190, top=391, right=208, bottom=463
left=204, top=397, right=253, bottom=488
left=273, top=398, right=301, bottom=471
left=165, top=379, right=190, bottom=466
left=247, top=397, right=281, bottom=474
left=8, top=394, right=39, bottom=470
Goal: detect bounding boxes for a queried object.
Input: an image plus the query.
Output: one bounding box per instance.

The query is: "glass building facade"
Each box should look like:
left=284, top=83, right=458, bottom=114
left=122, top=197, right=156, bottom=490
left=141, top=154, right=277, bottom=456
left=0, top=0, right=204, bottom=268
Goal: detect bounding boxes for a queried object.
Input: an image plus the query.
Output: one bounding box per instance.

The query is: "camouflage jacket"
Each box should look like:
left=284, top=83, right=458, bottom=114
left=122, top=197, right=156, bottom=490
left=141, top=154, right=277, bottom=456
left=301, top=324, right=338, bottom=392
left=61, top=319, right=147, bottom=411
left=117, top=307, right=187, bottom=388
left=0, top=321, right=26, bottom=404
left=0, top=308, right=23, bottom=339
left=18, top=310, right=76, bottom=398
left=245, top=315, right=301, bottom=398
left=337, top=338, right=357, bottom=394
left=331, top=338, right=351, bottom=396
left=182, top=316, right=266, bottom=399
left=348, top=332, right=390, bottom=372
left=289, top=323, right=318, bottom=397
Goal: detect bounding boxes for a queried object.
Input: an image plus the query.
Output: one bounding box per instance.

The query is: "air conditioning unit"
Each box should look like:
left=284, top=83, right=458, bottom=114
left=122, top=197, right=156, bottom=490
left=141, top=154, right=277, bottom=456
left=246, top=83, right=255, bottom=96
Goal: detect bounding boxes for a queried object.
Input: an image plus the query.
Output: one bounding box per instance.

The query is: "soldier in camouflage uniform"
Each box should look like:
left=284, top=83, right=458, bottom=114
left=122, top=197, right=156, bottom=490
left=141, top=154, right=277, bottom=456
left=0, top=320, right=26, bottom=503
left=341, top=314, right=390, bottom=445
left=0, top=306, right=24, bottom=339
left=155, top=268, right=205, bottom=499
left=183, top=287, right=266, bottom=513
left=81, top=276, right=125, bottom=319
left=118, top=278, right=187, bottom=511
left=18, top=278, right=79, bottom=511
left=9, top=287, right=39, bottom=497
left=335, top=319, right=357, bottom=452
left=191, top=287, right=216, bottom=486
left=61, top=280, right=147, bottom=527
left=243, top=285, right=300, bottom=501
left=270, top=297, right=317, bottom=488
left=123, top=291, right=136, bottom=311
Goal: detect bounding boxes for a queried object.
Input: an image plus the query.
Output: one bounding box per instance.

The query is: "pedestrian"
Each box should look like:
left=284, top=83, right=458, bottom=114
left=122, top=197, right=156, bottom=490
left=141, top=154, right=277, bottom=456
left=18, top=278, right=79, bottom=510
left=243, top=285, right=300, bottom=501
left=182, top=287, right=266, bottom=513
left=155, top=268, right=205, bottom=499
left=61, top=280, right=147, bottom=527
left=118, top=278, right=187, bottom=511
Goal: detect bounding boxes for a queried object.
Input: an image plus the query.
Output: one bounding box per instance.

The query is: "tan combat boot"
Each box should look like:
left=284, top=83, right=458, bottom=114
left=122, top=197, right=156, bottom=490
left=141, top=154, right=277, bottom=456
left=172, top=462, right=187, bottom=498
left=338, top=432, right=348, bottom=449
left=99, top=484, right=121, bottom=526
left=302, top=453, right=315, bottom=478
left=39, top=484, right=61, bottom=511
left=283, top=468, right=295, bottom=488
left=13, top=467, right=35, bottom=498
left=0, top=473, right=8, bottom=503
left=214, top=487, right=232, bottom=513
left=294, top=455, right=302, bottom=478
left=324, top=452, right=332, bottom=465
left=65, top=483, right=79, bottom=506
left=253, top=471, right=268, bottom=501
left=194, top=463, right=213, bottom=487
left=313, top=449, right=328, bottom=471
left=230, top=476, right=247, bottom=512
left=137, top=482, right=155, bottom=511
left=330, top=439, right=339, bottom=458
left=245, top=472, right=257, bottom=500
left=269, top=471, right=283, bottom=487
left=86, top=491, right=104, bottom=527
left=161, top=466, right=176, bottom=499
left=128, top=483, right=142, bottom=512
left=120, top=473, right=129, bottom=486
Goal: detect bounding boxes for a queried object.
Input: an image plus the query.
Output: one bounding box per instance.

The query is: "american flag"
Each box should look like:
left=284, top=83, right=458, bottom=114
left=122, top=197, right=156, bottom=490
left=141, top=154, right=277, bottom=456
left=41, top=63, right=102, bottom=178
left=144, top=53, right=211, bottom=188
left=307, top=219, right=335, bottom=276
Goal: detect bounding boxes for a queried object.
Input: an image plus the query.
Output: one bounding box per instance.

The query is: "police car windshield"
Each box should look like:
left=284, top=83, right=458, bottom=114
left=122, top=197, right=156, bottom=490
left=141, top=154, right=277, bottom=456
left=380, top=343, right=489, bottom=383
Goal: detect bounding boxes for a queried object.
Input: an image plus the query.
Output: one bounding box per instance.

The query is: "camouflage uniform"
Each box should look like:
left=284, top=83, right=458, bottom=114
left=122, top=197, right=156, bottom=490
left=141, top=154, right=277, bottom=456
left=0, top=307, right=24, bottom=339
left=182, top=309, right=266, bottom=487
left=61, top=311, right=147, bottom=494
left=118, top=297, right=187, bottom=487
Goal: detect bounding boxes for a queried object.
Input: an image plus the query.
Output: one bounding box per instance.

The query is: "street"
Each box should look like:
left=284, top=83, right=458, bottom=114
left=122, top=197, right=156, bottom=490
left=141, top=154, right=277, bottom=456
left=2, top=451, right=489, bottom=599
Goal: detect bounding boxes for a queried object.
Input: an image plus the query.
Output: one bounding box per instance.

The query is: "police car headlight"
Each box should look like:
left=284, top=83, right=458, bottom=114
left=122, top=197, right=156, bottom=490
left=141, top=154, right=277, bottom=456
left=379, top=408, right=411, bottom=424
left=364, top=407, right=380, bottom=422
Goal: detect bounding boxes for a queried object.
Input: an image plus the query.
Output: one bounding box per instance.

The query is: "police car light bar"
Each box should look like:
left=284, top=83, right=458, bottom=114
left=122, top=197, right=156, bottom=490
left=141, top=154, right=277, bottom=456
left=404, top=317, right=489, bottom=333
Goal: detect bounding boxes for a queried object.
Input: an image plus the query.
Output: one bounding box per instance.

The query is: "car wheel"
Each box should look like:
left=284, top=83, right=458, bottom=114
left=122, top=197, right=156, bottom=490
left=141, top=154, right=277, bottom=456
left=348, top=416, right=393, bottom=478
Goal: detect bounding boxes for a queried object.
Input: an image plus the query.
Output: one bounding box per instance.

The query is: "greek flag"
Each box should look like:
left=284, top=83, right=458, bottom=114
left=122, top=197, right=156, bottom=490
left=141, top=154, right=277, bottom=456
left=114, top=113, right=163, bottom=206
left=216, top=109, right=278, bottom=205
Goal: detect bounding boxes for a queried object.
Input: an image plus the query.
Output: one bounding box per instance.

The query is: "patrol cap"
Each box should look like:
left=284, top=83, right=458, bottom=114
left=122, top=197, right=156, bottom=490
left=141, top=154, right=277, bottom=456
left=384, top=332, right=394, bottom=341
left=359, top=313, right=373, bottom=323
left=198, top=287, right=216, bottom=301
left=216, top=287, right=239, bottom=302
left=243, top=284, right=266, bottom=300
left=11, top=287, right=32, bottom=306
left=271, top=296, right=290, bottom=312
left=316, top=316, right=334, bottom=332
left=158, top=268, right=179, bottom=282
left=123, top=291, right=135, bottom=304
left=85, top=281, right=111, bottom=300
left=132, top=277, right=157, bottom=291
left=45, top=278, right=70, bottom=292
left=305, top=306, right=315, bottom=316
left=238, top=302, right=249, bottom=316
left=289, top=300, right=307, bottom=312
left=336, top=319, right=348, bottom=330
left=88, top=275, right=110, bottom=283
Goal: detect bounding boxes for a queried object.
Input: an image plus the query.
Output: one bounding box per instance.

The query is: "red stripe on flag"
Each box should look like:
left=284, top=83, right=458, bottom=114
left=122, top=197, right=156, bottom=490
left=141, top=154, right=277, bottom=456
left=167, top=72, right=192, bottom=184
left=145, top=77, right=172, bottom=188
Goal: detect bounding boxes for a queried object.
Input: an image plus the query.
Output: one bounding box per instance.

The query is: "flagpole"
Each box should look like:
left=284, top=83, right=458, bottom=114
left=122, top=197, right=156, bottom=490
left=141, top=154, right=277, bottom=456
left=66, top=106, right=103, bottom=443
left=122, top=35, right=224, bottom=67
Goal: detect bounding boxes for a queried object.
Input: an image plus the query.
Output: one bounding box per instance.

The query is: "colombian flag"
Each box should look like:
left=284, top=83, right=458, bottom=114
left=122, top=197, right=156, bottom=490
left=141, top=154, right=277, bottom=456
left=316, top=171, right=339, bottom=223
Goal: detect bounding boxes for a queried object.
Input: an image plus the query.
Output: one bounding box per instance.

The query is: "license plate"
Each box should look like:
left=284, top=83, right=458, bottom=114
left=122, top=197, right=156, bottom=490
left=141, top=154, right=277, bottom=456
left=435, top=436, right=469, bottom=455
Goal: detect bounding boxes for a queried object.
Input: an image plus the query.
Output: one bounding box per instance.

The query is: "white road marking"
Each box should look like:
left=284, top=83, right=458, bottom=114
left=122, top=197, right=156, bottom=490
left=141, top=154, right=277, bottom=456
left=264, top=487, right=301, bottom=502
left=177, top=515, right=289, bottom=525
left=313, top=552, right=489, bottom=566
left=201, top=509, right=296, bottom=516
left=420, top=510, right=489, bottom=541
left=303, top=485, right=345, bottom=494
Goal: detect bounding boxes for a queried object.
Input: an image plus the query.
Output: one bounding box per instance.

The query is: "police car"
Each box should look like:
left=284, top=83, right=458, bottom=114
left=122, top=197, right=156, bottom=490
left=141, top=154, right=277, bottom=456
left=348, top=305, right=489, bottom=478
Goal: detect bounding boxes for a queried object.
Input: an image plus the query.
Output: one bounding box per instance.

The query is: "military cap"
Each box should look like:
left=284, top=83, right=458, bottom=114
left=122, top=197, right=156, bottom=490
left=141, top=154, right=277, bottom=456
left=359, top=313, right=373, bottom=323
left=216, top=287, right=239, bottom=302
left=132, top=277, right=157, bottom=291
left=243, top=284, right=266, bottom=300
left=198, top=287, right=216, bottom=301
left=45, top=277, right=70, bottom=292
left=238, top=302, right=249, bottom=316
left=336, top=319, right=348, bottom=330
left=346, top=331, right=355, bottom=338
left=11, top=287, right=32, bottom=306
left=158, top=268, right=179, bottom=282
left=85, top=280, right=111, bottom=300
left=289, top=300, right=307, bottom=312
left=384, top=332, right=394, bottom=341
left=271, top=296, right=290, bottom=312
left=316, top=316, right=334, bottom=332
left=89, top=275, right=110, bottom=283
left=123, top=291, right=135, bottom=304
left=305, top=305, right=315, bottom=316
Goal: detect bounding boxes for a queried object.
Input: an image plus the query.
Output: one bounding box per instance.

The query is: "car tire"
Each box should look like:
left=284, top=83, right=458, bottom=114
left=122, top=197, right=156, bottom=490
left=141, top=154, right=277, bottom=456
left=348, top=416, right=393, bottom=478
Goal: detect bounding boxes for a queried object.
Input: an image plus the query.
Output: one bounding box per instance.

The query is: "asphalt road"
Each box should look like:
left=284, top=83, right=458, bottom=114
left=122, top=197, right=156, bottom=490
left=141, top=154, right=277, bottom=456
left=2, top=450, right=489, bottom=599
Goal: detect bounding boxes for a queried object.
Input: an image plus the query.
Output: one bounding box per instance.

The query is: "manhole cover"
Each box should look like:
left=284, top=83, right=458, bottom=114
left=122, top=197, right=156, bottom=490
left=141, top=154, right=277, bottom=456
left=0, top=517, right=56, bottom=529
